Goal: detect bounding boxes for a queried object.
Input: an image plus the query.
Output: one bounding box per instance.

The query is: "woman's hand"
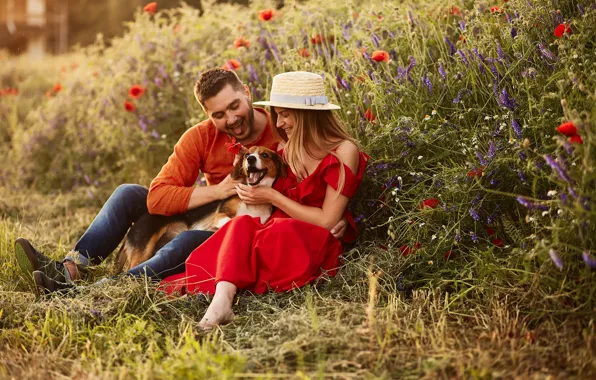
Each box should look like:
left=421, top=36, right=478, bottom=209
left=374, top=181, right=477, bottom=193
left=236, top=184, right=277, bottom=205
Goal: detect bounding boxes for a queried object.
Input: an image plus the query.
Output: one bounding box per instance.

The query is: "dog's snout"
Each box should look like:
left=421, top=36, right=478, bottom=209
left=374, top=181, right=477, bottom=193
left=247, top=155, right=257, bottom=165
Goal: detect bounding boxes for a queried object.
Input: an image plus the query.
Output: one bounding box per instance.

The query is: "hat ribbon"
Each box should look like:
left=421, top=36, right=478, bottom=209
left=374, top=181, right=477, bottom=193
left=269, top=93, right=328, bottom=106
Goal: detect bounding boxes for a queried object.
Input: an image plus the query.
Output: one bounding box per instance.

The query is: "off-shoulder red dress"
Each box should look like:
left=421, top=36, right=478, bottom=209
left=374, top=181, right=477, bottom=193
left=159, top=151, right=369, bottom=295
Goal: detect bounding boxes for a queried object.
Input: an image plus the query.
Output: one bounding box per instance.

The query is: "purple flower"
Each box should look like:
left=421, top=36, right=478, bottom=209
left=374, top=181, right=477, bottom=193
left=490, top=64, right=499, bottom=79
left=406, top=56, right=416, bottom=74
left=471, top=233, right=479, bottom=243
left=152, top=129, right=160, bottom=139
left=248, top=64, right=260, bottom=84
left=475, top=152, right=487, bottom=166
left=423, top=75, right=432, bottom=94
left=549, top=249, right=563, bottom=270
left=496, top=43, right=505, bottom=61
left=452, top=88, right=470, bottom=104
left=538, top=43, right=555, bottom=61
left=472, top=48, right=485, bottom=62
left=87, top=189, right=95, bottom=199
left=519, top=151, right=527, bottom=161
left=516, top=196, right=548, bottom=211
left=459, top=20, right=466, bottom=31
left=582, top=251, right=596, bottom=268
left=444, top=37, right=456, bottom=55
left=341, top=78, right=351, bottom=91
left=469, top=207, right=480, bottom=221
left=488, top=141, right=496, bottom=160
left=578, top=4, right=585, bottom=15
left=512, top=119, right=522, bottom=139
left=90, top=309, right=102, bottom=319
left=544, top=154, right=573, bottom=184
left=511, top=27, right=517, bottom=39
left=438, top=63, right=446, bottom=81
left=372, top=33, right=380, bottom=48
left=499, top=87, right=517, bottom=111
left=354, top=214, right=365, bottom=223
left=457, top=50, right=469, bottom=65
left=455, top=233, right=461, bottom=242
left=559, top=193, right=568, bottom=205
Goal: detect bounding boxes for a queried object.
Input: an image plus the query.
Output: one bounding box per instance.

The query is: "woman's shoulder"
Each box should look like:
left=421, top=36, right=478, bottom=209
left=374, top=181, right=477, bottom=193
left=333, top=140, right=360, bottom=173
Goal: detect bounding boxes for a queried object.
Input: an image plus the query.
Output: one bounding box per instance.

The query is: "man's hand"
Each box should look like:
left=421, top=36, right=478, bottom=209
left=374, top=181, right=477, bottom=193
left=236, top=184, right=275, bottom=205
left=330, top=218, right=348, bottom=240
left=215, top=174, right=243, bottom=200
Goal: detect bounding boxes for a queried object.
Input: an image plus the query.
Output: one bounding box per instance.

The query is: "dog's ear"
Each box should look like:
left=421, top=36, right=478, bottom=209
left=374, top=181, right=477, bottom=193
left=273, top=152, right=287, bottom=178
left=231, top=151, right=246, bottom=180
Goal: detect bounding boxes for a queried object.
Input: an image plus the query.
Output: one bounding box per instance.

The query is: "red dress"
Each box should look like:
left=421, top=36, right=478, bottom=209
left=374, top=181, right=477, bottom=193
left=159, top=151, right=369, bottom=295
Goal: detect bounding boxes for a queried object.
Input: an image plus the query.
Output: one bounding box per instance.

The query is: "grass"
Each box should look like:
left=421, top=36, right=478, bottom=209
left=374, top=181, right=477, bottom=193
left=1, top=187, right=594, bottom=379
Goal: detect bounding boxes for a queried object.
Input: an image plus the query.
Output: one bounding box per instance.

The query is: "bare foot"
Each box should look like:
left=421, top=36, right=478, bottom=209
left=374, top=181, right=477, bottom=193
left=199, top=295, right=235, bottom=330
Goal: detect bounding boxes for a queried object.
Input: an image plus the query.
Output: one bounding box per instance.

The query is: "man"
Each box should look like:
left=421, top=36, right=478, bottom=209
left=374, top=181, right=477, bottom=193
left=15, top=68, right=347, bottom=288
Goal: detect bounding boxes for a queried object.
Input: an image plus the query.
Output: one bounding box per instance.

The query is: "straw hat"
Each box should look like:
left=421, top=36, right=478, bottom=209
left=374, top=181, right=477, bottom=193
left=253, top=71, right=340, bottom=110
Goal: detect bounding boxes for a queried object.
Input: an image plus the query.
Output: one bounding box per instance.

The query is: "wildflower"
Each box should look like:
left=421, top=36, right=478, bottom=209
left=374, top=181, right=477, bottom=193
left=467, top=167, right=484, bottom=177
left=499, top=87, right=517, bottom=111
left=128, top=84, right=146, bottom=99
left=424, top=114, right=431, bottom=121
left=258, top=9, right=274, bottom=21
left=512, top=119, right=522, bottom=139
left=492, top=239, right=504, bottom=248
left=469, top=207, right=480, bottom=221
left=496, top=43, right=505, bottom=61
left=444, top=37, right=456, bottom=55
left=554, top=24, right=571, bottom=38
left=538, top=43, right=555, bottom=61
left=52, top=83, right=63, bottom=93
left=511, top=27, right=517, bottom=39
left=490, top=6, right=501, bottom=13
left=548, top=249, right=563, bottom=270
left=143, top=2, right=157, bottom=15
left=449, top=6, right=461, bottom=15
left=516, top=196, right=549, bottom=211
left=438, top=62, right=446, bottom=80
left=457, top=50, right=469, bottom=64
left=400, top=245, right=412, bottom=257
left=124, top=101, right=136, bottom=112
left=444, top=250, right=455, bottom=260
left=568, top=134, right=583, bottom=144
left=371, top=33, right=380, bottom=48
left=583, top=251, right=596, bottom=268
left=234, top=37, right=250, bottom=49
left=452, top=88, right=470, bottom=104
left=459, top=20, right=466, bottom=31
left=223, top=59, right=241, bottom=71
left=371, top=50, right=390, bottom=62
left=486, top=227, right=495, bottom=235
left=423, top=75, right=432, bottom=94
left=544, top=154, right=573, bottom=183
left=364, top=108, right=376, bottom=122
left=578, top=4, right=585, bottom=15
left=226, top=138, right=242, bottom=154
left=421, top=198, right=440, bottom=209
left=311, top=34, right=324, bottom=44
left=556, top=121, right=577, bottom=136
left=297, top=48, right=310, bottom=58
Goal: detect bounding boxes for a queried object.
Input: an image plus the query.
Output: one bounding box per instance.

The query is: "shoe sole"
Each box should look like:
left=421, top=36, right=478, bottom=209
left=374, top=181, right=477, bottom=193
left=14, top=238, right=37, bottom=278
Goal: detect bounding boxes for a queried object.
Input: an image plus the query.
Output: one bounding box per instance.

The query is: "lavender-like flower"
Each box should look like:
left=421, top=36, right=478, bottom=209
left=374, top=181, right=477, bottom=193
left=407, top=56, right=416, bottom=74
left=544, top=154, right=574, bottom=184
left=499, top=87, right=517, bottom=111
left=469, top=207, right=481, bottom=221
left=519, top=151, right=527, bottom=161
left=496, top=43, right=505, bottom=60
left=488, top=141, right=496, bottom=160
left=341, top=78, right=351, bottom=91
left=452, top=88, right=470, bottom=104
left=490, top=63, right=499, bottom=79
left=493, top=81, right=503, bottom=107
left=152, top=129, right=160, bottom=139
left=506, top=12, right=513, bottom=24
left=457, top=50, right=469, bottom=65
left=372, top=33, right=381, bottom=48
left=248, top=64, right=260, bottom=84
left=559, top=193, right=568, bottom=205
left=549, top=249, right=563, bottom=270
left=475, top=152, right=487, bottom=166
left=472, top=48, right=485, bottom=62
left=438, top=63, right=446, bottom=81
left=444, top=37, right=456, bottom=55
left=583, top=251, right=596, bottom=268
left=578, top=4, right=585, bottom=16
left=459, top=20, right=466, bottom=31
left=511, top=27, right=517, bottom=39
left=517, top=170, right=527, bottom=183
left=538, top=43, right=555, bottom=61
left=423, top=75, right=432, bottom=94
left=511, top=119, right=522, bottom=139
left=516, top=196, right=548, bottom=210
left=471, top=233, right=479, bottom=243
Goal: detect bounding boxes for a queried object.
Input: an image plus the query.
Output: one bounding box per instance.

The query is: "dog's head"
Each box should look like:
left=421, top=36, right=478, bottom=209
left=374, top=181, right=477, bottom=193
left=232, top=146, right=287, bottom=186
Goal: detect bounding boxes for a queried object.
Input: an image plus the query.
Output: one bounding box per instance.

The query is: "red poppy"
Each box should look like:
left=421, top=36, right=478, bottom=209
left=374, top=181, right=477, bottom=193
left=226, top=138, right=243, bottom=154
left=0, top=89, right=3, bottom=97
left=449, top=6, right=461, bottom=15
left=556, top=121, right=577, bottom=136
left=52, top=83, right=62, bottom=93
left=128, top=84, right=146, bottom=99
left=554, top=23, right=572, bottom=38
left=233, top=37, right=250, bottom=49
left=414, top=241, right=422, bottom=249
left=223, top=59, right=241, bottom=71
left=568, top=134, right=583, bottom=144
left=459, top=34, right=466, bottom=43
left=124, top=101, right=136, bottom=112
left=174, top=25, right=182, bottom=33
left=378, top=244, right=388, bottom=251
left=143, top=2, right=157, bottom=15
left=258, top=9, right=274, bottom=21
left=492, top=239, right=504, bottom=248
left=490, top=6, right=501, bottom=13
left=467, top=167, right=484, bottom=177
left=364, top=108, right=376, bottom=122
left=400, top=245, right=412, bottom=257
left=444, top=250, right=455, bottom=260
left=297, top=48, right=310, bottom=58
left=371, top=50, right=390, bottom=63
left=486, top=227, right=495, bottom=235
left=420, top=198, right=440, bottom=209
left=311, top=34, right=324, bottom=44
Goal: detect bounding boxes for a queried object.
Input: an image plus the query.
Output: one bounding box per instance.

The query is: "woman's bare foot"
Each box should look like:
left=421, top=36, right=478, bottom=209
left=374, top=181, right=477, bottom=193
left=199, top=281, right=237, bottom=330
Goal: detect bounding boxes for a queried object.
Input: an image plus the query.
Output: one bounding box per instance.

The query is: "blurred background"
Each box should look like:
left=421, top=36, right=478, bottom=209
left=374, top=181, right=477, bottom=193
left=0, top=0, right=212, bottom=58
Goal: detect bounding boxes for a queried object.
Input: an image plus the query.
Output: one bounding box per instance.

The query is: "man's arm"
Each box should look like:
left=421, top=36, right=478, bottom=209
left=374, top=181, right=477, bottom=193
left=186, top=174, right=241, bottom=210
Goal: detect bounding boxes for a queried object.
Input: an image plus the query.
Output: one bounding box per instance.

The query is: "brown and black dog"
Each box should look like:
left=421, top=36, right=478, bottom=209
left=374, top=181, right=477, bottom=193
left=112, top=146, right=287, bottom=273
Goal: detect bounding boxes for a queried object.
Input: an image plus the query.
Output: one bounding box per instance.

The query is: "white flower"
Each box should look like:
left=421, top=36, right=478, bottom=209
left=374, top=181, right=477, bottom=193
left=410, top=172, right=416, bottom=176
left=547, top=190, right=557, bottom=197
left=346, top=111, right=352, bottom=115
left=431, top=234, right=437, bottom=241
left=557, top=209, right=563, bottom=215
left=418, top=155, right=423, bottom=160
left=424, top=115, right=431, bottom=121
left=161, top=134, right=167, bottom=139
left=542, top=211, right=549, bottom=217
left=431, top=110, right=437, bottom=115
left=484, top=116, right=491, bottom=121
left=397, top=176, right=403, bottom=185
left=419, top=222, right=426, bottom=227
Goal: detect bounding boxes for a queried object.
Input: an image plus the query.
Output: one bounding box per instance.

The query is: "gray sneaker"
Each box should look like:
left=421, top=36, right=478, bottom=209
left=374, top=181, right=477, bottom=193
left=14, top=238, right=67, bottom=283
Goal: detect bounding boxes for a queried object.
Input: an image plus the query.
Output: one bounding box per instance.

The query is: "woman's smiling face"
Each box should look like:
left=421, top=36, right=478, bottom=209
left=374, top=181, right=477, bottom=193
left=274, top=107, right=296, bottom=139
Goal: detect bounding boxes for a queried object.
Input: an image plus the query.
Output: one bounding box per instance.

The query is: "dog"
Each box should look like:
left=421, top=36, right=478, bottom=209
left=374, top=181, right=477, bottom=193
left=112, top=146, right=287, bottom=273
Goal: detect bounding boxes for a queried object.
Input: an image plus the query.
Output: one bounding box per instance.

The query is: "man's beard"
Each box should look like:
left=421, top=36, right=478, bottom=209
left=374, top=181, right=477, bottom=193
left=227, top=100, right=255, bottom=141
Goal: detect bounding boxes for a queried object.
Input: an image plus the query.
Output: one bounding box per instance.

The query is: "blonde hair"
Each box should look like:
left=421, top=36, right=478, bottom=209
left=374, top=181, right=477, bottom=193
left=271, top=109, right=359, bottom=196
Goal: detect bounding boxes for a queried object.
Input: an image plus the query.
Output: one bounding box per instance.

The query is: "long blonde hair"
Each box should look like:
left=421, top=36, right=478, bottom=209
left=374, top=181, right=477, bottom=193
left=271, top=109, right=359, bottom=195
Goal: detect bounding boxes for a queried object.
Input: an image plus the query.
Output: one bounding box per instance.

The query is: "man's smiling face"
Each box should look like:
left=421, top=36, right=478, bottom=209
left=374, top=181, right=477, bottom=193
left=203, top=84, right=255, bottom=142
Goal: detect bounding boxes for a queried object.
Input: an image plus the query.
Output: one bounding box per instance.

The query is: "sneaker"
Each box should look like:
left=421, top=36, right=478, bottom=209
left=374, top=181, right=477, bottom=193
left=32, top=270, right=74, bottom=295
left=14, top=237, right=67, bottom=283
left=63, top=259, right=87, bottom=282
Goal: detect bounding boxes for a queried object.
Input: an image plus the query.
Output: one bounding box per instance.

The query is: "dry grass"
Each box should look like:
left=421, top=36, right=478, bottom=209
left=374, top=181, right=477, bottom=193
left=1, top=187, right=595, bottom=379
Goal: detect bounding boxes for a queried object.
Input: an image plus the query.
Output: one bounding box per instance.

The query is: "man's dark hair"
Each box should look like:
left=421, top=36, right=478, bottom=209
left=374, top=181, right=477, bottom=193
left=194, top=69, right=244, bottom=107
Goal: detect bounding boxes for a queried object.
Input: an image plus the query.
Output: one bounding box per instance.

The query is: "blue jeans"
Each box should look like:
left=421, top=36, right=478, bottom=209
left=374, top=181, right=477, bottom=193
left=70, top=184, right=213, bottom=280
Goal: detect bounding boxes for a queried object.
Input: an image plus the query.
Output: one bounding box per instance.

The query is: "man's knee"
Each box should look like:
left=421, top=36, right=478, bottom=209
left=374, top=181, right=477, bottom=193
left=112, top=184, right=148, bottom=204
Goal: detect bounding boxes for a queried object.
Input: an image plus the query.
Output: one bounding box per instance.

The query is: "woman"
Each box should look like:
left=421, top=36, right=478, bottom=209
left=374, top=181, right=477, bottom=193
left=159, top=71, right=369, bottom=329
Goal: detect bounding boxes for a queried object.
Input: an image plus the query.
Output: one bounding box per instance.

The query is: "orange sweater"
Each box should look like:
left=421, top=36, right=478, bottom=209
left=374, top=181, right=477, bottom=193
left=147, top=108, right=279, bottom=215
